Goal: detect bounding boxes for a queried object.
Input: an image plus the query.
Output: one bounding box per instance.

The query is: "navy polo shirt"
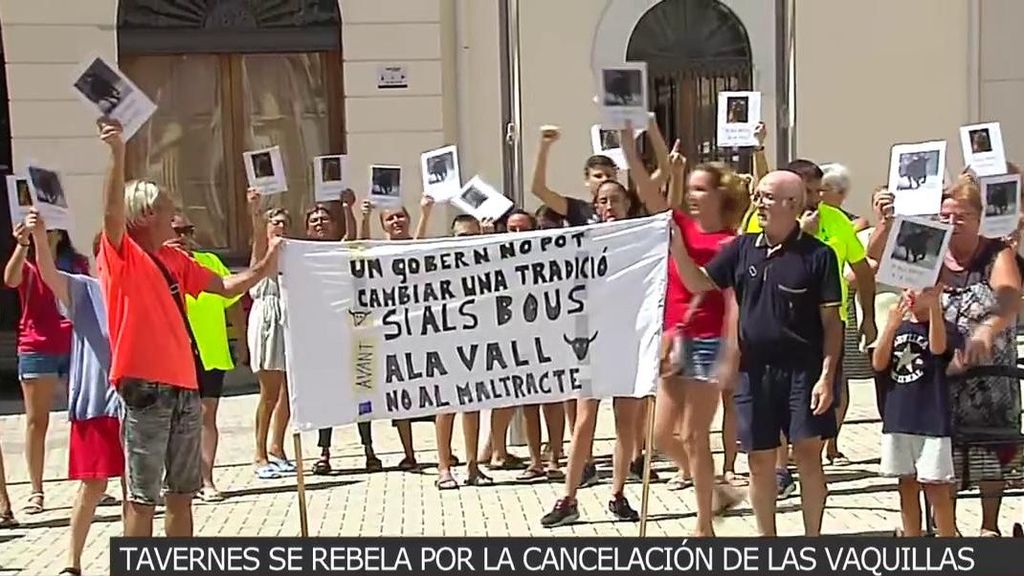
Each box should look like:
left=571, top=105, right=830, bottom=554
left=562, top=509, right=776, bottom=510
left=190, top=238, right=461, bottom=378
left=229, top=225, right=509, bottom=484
left=705, top=225, right=842, bottom=366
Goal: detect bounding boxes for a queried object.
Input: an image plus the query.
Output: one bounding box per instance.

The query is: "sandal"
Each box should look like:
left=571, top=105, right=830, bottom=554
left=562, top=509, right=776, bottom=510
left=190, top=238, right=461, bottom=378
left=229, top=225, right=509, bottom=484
left=436, top=472, right=459, bottom=491
left=197, top=487, right=225, bottom=503
left=826, top=452, right=851, bottom=467
left=365, top=453, right=383, bottom=473
left=545, top=467, right=566, bottom=481
left=312, top=455, right=332, bottom=475
left=58, top=569, right=81, bottom=576
left=486, top=454, right=526, bottom=471
left=269, top=457, right=297, bottom=475
left=255, top=464, right=282, bottom=480
left=668, top=476, right=693, bottom=491
left=980, top=528, right=1001, bottom=538
left=21, top=492, right=43, bottom=515
left=98, top=493, right=118, bottom=506
left=465, top=471, right=495, bottom=487
left=0, top=510, right=17, bottom=529
left=516, top=467, right=547, bottom=483
left=398, top=457, right=420, bottom=472
left=719, top=472, right=749, bottom=487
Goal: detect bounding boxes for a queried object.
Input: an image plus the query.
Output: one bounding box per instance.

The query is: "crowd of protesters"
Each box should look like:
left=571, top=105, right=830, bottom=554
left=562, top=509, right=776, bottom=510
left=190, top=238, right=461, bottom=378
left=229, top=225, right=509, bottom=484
left=0, top=102, right=1023, bottom=576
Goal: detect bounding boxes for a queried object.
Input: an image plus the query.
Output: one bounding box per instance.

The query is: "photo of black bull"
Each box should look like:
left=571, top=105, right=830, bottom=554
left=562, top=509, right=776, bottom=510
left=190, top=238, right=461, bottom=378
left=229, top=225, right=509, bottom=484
left=75, top=60, right=128, bottom=116
left=427, top=154, right=452, bottom=184
left=603, top=71, right=642, bottom=106
left=986, top=182, right=1017, bottom=216
left=373, top=168, right=400, bottom=196
left=898, top=154, right=931, bottom=190
left=893, top=222, right=942, bottom=264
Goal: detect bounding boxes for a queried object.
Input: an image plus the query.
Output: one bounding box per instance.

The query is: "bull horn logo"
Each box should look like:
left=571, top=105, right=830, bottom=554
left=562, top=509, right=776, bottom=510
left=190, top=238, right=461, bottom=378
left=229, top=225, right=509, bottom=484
left=564, top=331, right=599, bottom=361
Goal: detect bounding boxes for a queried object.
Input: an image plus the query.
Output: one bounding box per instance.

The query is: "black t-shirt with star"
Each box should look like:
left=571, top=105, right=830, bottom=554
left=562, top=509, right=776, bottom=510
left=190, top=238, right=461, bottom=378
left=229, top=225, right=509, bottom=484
left=875, top=320, right=962, bottom=437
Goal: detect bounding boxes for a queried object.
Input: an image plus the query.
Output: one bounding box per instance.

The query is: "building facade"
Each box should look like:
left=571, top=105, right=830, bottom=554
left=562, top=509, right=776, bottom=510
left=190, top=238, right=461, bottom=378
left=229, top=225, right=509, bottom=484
left=0, top=0, right=1019, bottom=367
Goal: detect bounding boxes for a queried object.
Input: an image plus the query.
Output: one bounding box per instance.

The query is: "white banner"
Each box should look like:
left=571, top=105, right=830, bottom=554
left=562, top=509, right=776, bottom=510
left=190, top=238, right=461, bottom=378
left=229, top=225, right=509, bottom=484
left=281, top=213, right=669, bottom=431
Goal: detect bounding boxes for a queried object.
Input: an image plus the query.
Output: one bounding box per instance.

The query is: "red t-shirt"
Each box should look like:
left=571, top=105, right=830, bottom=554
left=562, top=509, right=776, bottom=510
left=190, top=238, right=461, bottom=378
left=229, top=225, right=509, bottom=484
left=16, top=257, right=89, bottom=355
left=664, top=210, right=735, bottom=338
left=99, top=232, right=215, bottom=389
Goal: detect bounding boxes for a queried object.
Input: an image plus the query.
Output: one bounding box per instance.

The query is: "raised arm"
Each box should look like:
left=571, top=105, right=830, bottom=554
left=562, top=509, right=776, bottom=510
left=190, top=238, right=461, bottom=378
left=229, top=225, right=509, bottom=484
left=645, top=115, right=671, bottom=190
left=208, top=237, right=281, bottom=298
left=622, top=122, right=669, bottom=214
left=340, top=189, right=358, bottom=242
left=529, top=126, right=569, bottom=216
left=750, top=122, right=768, bottom=188
left=414, top=195, right=434, bottom=240
left=3, top=223, right=30, bottom=288
left=871, top=299, right=905, bottom=372
left=25, top=210, right=69, bottom=307
left=247, top=188, right=267, bottom=268
left=100, top=121, right=127, bottom=248
left=669, top=222, right=719, bottom=294
left=866, top=187, right=894, bottom=261
left=358, top=199, right=373, bottom=240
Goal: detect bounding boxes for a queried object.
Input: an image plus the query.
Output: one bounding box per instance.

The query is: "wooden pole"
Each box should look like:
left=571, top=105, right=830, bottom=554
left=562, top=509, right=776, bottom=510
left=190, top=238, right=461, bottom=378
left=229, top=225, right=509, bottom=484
left=638, top=395, right=657, bottom=537
left=293, top=432, right=310, bottom=537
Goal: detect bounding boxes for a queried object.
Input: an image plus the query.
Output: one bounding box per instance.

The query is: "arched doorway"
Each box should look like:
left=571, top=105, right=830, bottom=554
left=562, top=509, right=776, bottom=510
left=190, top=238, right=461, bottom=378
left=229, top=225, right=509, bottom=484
left=626, top=0, right=753, bottom=170
left=117, top=0, right=345, bottom=260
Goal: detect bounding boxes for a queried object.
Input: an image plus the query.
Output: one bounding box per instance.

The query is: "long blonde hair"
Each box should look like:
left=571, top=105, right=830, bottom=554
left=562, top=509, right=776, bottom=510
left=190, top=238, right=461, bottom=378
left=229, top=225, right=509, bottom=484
left=690, top=162, right=751, bottom=231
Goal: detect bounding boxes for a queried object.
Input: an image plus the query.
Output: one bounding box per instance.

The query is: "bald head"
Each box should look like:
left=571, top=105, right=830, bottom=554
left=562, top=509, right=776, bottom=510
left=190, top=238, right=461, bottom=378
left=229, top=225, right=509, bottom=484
left=755, top=170, right=806, bottom=236
left=759, top=170, right=805, bottom=199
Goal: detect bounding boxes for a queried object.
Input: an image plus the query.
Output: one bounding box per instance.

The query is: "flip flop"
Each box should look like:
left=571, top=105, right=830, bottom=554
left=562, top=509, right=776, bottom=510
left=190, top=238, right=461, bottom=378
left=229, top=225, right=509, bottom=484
left=98, top=494, right=119, bottom=506
left=980, top=529, right=1001, bottom=537
left=197, top=487, right=225, bottom=503
left=719, top=472, right=749, bottom=487
left=436, top=472, right=459, bottom=491
left=58, top=569, right=81, bottom=576
left=256, top=464, right=281, bottom=480
left=21, top=493, right=43, bottom=515
left=545, top=467, right=566, bottom=481
left=667, top=476, right=693, bottom=491
left=0, top=511, right=17, bottom=529
left=398, top=457, right=420, bottom=472
left=516, top=468, right=547, bottom=483
left=486, top=455, right=526, bottom=471
left=826, top=453, right=851, bottom=467
left=465, top=472, right=495, bottom=487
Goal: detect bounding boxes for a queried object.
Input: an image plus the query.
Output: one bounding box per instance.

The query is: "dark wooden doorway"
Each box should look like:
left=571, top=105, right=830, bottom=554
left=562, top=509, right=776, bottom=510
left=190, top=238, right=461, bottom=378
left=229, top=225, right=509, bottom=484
left=627, top=0, right=753, bottom=172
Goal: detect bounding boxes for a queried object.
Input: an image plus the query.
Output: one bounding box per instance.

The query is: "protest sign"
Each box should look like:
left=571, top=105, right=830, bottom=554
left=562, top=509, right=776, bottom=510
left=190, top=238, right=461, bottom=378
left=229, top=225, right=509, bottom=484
left=280, top=214, right=669, bottom=430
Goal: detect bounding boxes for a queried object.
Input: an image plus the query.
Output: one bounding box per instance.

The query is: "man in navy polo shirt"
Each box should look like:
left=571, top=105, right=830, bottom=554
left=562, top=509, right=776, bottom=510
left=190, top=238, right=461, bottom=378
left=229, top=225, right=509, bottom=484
left=670, top=170, right=842, bottom=536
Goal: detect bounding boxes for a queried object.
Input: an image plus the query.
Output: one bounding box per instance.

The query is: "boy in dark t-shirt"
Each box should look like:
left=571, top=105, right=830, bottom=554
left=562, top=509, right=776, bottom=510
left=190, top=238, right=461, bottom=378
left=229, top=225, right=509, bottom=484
left=872, top=286, right=962, bottom=537
left=530, top=125, right=617, bottom=227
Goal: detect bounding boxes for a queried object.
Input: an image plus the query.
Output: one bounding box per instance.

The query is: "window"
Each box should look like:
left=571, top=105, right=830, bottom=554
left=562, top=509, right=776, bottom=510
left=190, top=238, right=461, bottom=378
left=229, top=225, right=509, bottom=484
left=118, top=0, right=343, bottom=259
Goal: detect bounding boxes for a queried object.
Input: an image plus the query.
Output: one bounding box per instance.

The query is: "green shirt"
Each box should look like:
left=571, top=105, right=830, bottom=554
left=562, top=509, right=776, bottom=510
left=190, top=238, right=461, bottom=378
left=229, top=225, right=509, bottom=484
left=186, top=251, right=242, bottom=371
left=742, top=203, right=865, bottom=322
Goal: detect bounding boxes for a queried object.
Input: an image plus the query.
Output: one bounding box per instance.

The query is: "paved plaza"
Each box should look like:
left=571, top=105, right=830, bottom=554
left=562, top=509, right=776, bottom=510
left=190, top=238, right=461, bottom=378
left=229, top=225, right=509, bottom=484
left=0, top=378, right=1021, bottom=574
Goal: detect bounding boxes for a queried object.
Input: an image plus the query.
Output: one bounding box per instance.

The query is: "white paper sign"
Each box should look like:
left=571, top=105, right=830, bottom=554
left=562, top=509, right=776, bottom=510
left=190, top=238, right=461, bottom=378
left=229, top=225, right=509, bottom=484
left=980, top=173, right=1021, bottom=239
left=420, top=146, right=462, bottom=201
left=887, top=141, right=947, bottom=216
left=281, top=214, right=670, bottom=429
left=313, top=155, right=348, bottom=201
left=451, top=176, right=514, bottom=223
left=5, top=175, right=35, bottom=228
left=72, top=56, right=155, bottom=141
left=370, top=165, right=402, bottom=208
left=877, top=216, right=952, bottom=290
left=597, top=64, right=648, bottom=129
left=377, top=65, right=408, bottom=89
left=716, top=91, right=762, bottom=148
left=590, top=124, right=644, bottom=170
left=22, top=165, right=73, bottom=231
left=243, top=146, right=287, bottom=195
left=960, top=122, right=1007, bottom=177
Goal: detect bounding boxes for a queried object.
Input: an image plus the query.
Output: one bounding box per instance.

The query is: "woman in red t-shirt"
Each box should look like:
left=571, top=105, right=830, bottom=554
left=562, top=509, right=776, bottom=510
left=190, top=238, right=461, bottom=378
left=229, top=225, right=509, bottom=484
left=625, top=130, right=750, bottom=536
left=3, top=222, right=89, bottom=514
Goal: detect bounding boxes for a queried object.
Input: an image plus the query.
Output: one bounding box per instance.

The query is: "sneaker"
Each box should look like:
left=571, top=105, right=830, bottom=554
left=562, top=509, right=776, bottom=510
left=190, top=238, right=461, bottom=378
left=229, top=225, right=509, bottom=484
left=608, top=493, right=640, bottom=522
left=629, top=456, right=660, bottom=482
left=579, top=463, right=599, bottom=488
left=541, top=498, right=580, bottom=528
left=776, top=469, right=797, bottom=499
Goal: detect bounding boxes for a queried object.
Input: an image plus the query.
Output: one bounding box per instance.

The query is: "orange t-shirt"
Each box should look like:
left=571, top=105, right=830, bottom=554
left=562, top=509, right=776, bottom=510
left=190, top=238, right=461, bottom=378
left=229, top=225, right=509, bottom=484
left=98, top=232, right=215, bottom=389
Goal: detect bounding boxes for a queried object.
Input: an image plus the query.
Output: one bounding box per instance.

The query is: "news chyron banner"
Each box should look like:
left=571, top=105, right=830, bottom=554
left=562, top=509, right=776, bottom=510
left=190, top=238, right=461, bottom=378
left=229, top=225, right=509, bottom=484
left=279, top=214, right=669, bottom=429
left=111, top=537, right=1016, bottom=575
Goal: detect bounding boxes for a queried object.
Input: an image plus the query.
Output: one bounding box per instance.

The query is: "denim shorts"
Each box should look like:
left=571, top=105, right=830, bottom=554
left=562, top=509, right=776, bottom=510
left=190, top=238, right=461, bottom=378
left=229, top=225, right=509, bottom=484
left=120, top=379, right=202, bottom=505
left=665, top=336, right=722, bottom=382
left=17, top=352, right=70, bottom=380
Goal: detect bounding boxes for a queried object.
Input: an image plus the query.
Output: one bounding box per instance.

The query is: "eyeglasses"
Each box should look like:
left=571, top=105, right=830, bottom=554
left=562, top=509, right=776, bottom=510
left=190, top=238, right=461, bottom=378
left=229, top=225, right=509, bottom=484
left=756, top=192, right=800, bottom=207
left=173, top=225, right=195, bottom=236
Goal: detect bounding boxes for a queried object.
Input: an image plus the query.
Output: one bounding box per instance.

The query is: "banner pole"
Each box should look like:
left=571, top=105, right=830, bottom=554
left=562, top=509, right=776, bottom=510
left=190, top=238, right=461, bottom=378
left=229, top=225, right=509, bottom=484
left=293, top=432, right=310, bottom=537
left=638, top=395, right=657, bottom=537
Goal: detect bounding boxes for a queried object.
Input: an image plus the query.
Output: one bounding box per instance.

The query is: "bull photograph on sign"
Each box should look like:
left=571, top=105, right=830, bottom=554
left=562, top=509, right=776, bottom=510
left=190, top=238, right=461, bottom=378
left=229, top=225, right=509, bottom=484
left=420, top=145, right=462, bottom=201
left=314, top=154, right=349, bottom=201
left=980, top=173, right=1022, bottom=238
left=243, top=146, right=287, bottom=195
left=716, top=91, right=762, bottom=148
left=878, top=216, right=952, bottom=290
left=596, top=63, right=648, bottom=129
left=960, top=121, right=1008, bottom=177
left=887, top=140, right=946, bottom=216
left=370, top=164, right=403, bottom=208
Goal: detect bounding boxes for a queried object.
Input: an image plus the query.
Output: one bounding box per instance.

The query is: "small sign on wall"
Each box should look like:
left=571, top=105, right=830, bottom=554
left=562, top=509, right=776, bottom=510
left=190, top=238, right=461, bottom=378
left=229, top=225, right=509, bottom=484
left=377, top=65, right=408, bottom=89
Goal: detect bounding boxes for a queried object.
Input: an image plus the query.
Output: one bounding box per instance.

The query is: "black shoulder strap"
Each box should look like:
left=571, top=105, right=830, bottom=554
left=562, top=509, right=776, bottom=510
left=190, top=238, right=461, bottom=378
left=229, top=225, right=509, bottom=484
left=146, top=250, right=201, bottom=359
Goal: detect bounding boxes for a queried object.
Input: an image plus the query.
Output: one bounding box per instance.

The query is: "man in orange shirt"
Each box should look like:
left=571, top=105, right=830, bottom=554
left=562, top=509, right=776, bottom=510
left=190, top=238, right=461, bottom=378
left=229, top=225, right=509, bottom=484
left=97, top=120, right=280, bottom=538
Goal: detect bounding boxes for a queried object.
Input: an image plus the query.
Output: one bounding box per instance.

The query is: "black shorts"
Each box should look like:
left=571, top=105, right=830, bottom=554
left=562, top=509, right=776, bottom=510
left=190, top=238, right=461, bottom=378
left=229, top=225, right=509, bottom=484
left=198, top=369, right=226, bottom=399
left=734, top=362, right=837, bottom=453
